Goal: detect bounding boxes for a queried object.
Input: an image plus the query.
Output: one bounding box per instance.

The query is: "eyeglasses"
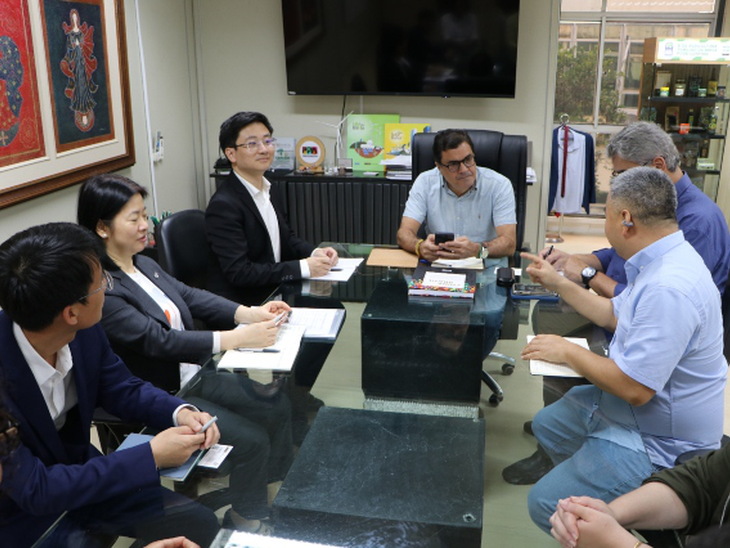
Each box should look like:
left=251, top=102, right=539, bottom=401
left=79, top=270, right=114, bottom=301
left=230, top=138, right=277, bottom=151
left=611, top=161, right=654, bottom=178
left=438, top=154, right=476, bottom=173
left=0, top=413, right=19, bottom=458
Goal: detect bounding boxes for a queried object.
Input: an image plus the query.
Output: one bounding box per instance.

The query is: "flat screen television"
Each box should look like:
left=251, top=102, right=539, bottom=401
left=281, top=0, right=519, bottom=98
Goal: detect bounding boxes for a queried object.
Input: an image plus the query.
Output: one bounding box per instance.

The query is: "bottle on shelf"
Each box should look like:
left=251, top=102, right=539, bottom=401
left=688, top=108, right=695, bottom=129
left=708, top=108, right=718, bottom=135
left=700, top=139, right=710, bottom=159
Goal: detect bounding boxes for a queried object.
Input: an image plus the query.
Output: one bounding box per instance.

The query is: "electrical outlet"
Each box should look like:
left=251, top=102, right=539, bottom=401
left=153, top=131, right=164, bottom=163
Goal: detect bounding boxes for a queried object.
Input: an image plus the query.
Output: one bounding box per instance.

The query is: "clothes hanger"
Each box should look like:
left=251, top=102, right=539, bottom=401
left=559, top=113, right=574, bottom=142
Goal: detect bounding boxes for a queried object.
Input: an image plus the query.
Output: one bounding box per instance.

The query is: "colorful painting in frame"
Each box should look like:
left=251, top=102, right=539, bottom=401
left=41, top=0, right=113, bottom=152
left=0, top=0, right=45, bottom=168
left=0, top=0, right=134, bottom=210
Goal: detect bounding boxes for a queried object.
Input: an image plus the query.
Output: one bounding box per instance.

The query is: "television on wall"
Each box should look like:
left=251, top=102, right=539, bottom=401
left=281, top=0, right=519, bottom=98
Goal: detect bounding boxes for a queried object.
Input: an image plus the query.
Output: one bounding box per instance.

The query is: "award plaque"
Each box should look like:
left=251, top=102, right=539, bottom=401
left=296, top=136, right=325, bottom=169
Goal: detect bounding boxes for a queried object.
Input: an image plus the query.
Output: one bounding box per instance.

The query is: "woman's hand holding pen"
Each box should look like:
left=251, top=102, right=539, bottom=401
left=244, top=301, right=291, bottom=323
left=221, top=321, right=279, bottom=351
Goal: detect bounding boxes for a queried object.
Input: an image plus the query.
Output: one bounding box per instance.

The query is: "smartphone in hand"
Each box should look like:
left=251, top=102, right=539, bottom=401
left=434, top=232, right=454, bottom=246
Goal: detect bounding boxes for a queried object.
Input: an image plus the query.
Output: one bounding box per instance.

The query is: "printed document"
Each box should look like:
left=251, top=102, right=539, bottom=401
left=311, top=257, right=363, bottom=282
left=288, top=307, right=345, bottom=340
left=217, top=324, right=306, bottom=371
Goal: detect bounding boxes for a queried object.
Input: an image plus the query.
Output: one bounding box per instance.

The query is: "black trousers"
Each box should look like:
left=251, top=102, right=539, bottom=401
left=187, top=369, right=294, bottom=518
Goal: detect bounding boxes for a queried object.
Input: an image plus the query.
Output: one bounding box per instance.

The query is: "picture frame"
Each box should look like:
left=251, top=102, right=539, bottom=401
left=0, top=0, right=134, bottom=210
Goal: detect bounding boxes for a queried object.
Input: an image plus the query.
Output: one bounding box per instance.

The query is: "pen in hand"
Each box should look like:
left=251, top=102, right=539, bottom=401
left=200, top=415, right=218, bottom=433
left=545, top=245, right=554, bottom=258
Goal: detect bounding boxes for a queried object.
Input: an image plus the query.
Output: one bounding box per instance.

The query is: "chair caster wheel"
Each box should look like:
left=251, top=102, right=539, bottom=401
left=489, top=394, right=503, bottom=406
left=502, top=363, right=515, bottom=375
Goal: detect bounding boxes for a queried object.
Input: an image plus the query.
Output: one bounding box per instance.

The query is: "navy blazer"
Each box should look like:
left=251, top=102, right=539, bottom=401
left=101, top=254, right=240, bottom=393
left=0, top=312, right=186, bottom=545
left=205, top=172, right=315, bottom=304
left=548, top=126, right=596, bottom=215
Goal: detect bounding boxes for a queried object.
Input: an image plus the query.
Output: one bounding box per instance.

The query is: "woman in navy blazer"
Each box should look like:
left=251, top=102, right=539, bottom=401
left=78, top=174, right=294, bottom=534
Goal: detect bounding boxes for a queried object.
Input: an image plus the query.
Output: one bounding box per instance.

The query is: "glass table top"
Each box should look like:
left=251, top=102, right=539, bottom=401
left=31, top=244, right=605, bottom=548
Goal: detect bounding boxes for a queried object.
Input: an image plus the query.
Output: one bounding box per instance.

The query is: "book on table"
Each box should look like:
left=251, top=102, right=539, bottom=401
left=407, top=264, right=477, bottom=299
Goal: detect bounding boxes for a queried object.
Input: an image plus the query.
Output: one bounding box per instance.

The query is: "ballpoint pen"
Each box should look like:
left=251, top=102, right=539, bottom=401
left=200, top=415, right=218, bottom=433
left=546, top=245, right=554, bottom=258
left=235, top=348, right=281, bottom=353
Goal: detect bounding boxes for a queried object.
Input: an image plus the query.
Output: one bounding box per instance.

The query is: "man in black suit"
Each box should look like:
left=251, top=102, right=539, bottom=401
left=206, top=111, right=338, bottom=305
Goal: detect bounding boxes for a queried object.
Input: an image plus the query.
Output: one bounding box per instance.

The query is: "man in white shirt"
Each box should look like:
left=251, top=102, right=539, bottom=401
left=206, top=111, right=338, bottom=305
left=0, top=222, right=220, bottom=546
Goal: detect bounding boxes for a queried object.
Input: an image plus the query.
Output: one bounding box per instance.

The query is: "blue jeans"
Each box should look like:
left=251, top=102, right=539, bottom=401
left=527, top=386, right=658, bottom=534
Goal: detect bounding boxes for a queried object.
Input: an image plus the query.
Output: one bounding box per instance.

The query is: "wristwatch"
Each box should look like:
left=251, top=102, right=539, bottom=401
left=478, top=244, right=489, bottom=260
left=581, top=266, right=597, bottom=288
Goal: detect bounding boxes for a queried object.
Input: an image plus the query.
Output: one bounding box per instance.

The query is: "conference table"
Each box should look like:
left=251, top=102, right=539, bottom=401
left=31, top=244, right=603, bottom=548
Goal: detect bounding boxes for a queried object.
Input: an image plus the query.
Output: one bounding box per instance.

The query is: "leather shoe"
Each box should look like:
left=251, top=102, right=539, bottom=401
left=502, top=445, right=554, bottom=485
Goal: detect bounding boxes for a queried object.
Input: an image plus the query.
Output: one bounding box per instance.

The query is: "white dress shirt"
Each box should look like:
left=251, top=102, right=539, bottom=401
left=14, top=322, right=77, bottom=430
left=234, top=171, right=311, bottom=277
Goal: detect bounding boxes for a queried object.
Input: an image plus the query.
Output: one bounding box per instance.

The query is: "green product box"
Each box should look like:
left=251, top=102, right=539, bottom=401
left=346, top=114, right=400, bottom=173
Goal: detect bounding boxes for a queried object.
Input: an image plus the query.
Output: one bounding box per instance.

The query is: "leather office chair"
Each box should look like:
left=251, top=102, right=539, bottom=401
left=155, top=209, right=209, bottom=289
left=410, top=130, right=529, bottom=405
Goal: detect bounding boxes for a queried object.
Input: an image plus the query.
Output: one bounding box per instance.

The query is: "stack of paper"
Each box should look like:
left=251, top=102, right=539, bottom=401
left=218, top=324, right=306, bottom=372
left=287, top=307, right=345, bottom=341
left=310, top=257, right=363, bottom=282
left=526, top=335, right=589, bottom=378
left=432, top=257, right=484, bottom=270
left=380, top=156, right=412, bottom=180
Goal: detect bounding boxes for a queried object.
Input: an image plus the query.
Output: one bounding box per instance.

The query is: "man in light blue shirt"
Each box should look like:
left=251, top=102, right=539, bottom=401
left=519, top=167, right=726, bottom=535
left=397, top=129, right=516, bottom=266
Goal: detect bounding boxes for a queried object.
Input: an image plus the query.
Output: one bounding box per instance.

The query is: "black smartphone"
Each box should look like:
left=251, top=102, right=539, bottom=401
left=434, top=232, right=454, bottom=245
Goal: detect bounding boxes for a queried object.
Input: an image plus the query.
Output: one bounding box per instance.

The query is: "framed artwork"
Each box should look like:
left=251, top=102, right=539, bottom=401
left=0, top=0, right=134, bottom=209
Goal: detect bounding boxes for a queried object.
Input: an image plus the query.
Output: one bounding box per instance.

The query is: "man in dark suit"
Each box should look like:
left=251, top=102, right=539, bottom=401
left=0, top=223, right=220, bottom=547
left=206, top=111, right=338, bottom=305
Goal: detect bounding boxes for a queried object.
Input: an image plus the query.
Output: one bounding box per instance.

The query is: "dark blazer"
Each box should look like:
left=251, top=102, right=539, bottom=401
left=205, top=172, right=315, bottom=304
left=0, top=312, right=186, bottom=545
left=101, top=254, right=240, bottom=393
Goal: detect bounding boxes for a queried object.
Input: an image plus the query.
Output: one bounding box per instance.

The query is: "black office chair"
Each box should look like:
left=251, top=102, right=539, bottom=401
left=155, top=209, right=209, bottom=290
left=410, top=130, right=529, bottom=405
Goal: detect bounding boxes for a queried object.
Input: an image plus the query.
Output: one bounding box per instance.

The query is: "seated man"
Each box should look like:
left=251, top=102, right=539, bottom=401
left=543, top=121, right=730, bottom=298
left=520, top=167, right=726, bottom=534
left=206, top=111, right=338, bottom=305
left=550, top=442, right=730, bottom=548
left=396, top=128, right=517, bottom=266
left=0, top=223, right=220, bottom=547
left=504, top=120, right=730, bottom=486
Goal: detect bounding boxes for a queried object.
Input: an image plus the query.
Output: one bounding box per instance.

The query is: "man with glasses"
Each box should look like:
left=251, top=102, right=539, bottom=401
left=0, top=223, right=220, bottom=546
left=541, top=121, right=730, bottom=298
left=503, top=121, right=730, bottom=486
left=206, top=111, right=338, bottom=305
left=397, top=128, right=517, bottom=265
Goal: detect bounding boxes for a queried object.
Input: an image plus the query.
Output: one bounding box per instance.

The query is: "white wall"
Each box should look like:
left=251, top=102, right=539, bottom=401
left=0, top=0, right=560, bottom=252
left=195, top=0, right=559, bottom=252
